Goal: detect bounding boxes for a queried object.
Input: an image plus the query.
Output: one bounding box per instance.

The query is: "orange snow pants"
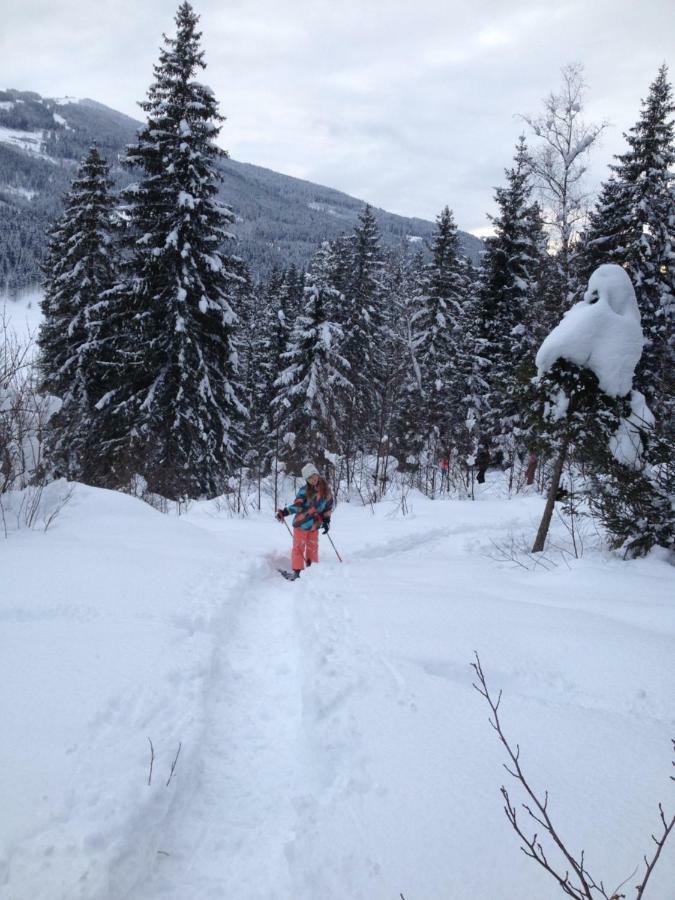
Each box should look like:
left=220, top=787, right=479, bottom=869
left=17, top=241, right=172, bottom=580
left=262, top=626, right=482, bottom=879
left=292, top=527, right=319, bottom=571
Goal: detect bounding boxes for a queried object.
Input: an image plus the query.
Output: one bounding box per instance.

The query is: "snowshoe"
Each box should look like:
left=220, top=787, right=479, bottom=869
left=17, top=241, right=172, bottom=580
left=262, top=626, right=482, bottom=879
left=278, top=569, right=300, bottom=581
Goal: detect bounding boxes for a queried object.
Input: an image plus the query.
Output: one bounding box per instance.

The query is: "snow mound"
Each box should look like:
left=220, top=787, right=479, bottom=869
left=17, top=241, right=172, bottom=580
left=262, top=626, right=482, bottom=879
left=536, top=264, right=643, bottom=397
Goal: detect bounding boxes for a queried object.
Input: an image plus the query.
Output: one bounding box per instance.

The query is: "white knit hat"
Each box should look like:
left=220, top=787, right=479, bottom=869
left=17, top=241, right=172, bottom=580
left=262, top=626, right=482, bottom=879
left=301, top=463, right=320, bottom=480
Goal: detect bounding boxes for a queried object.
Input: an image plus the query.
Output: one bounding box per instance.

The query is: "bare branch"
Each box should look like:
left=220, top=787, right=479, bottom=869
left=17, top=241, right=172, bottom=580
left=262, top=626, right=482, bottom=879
left=166, top=741, right=182, bottom=787
left=635, top=801, right=675, bottom=899
left=473, top=652, right=675, bottom=900
left=147, top=737, right=155, bottom=786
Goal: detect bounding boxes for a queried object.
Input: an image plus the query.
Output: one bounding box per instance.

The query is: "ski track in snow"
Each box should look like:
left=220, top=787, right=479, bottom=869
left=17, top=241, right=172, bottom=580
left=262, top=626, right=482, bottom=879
left=2, top=489, right=674, bottom=900
left=123, top=554, right=399, bottom=899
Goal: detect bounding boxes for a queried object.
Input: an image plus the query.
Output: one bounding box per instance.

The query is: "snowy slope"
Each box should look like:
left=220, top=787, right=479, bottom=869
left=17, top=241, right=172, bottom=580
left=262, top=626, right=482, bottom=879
left=1, top=288, right=43, bottom=339
left=1, top=481, right=673, bottom=899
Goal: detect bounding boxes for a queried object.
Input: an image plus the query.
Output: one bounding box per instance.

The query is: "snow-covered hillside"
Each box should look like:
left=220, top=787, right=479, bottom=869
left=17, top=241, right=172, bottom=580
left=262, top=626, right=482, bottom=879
left=1, top=480, right=673, bottom=899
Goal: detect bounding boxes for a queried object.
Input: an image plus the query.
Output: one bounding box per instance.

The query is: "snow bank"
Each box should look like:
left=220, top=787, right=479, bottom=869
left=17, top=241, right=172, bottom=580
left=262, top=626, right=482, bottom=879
left=536, top=264, right=644, bottom=397
left=1, top=480, right=674, bottom=899
left=1, top=288, right=44, bottom=340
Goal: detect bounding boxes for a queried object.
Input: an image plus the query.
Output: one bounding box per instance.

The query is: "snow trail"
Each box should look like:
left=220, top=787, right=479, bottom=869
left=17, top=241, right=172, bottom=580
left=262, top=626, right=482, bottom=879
left=125, top=562, right=304, bottom=899
left=125, top=550, right=397, bottom=900
left=2, top=486, right=674, bottom=899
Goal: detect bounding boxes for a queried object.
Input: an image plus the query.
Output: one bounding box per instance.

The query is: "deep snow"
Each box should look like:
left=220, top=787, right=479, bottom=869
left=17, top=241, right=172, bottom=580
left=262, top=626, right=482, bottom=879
left=1, top=480, right=674, bottom=900
left=536, top=263, right=644, bottom=398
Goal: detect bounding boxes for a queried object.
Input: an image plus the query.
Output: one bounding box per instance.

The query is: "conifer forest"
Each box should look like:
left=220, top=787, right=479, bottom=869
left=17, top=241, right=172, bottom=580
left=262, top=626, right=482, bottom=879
left=15, top=3, right=669, bottom=557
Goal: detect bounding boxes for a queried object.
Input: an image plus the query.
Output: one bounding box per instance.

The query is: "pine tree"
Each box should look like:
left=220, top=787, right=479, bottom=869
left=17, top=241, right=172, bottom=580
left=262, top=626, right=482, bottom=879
left=337, top=206, right=387, bottom=474
left=476, top=137, right=550, bottom=467
left=228, top=258, right=262, bottom=475
left=367, top=243, right=420, bottom=495
left=410, top=206, right=466, bottom=466
left=272, top=255, right=351, bottom=467
left=38, top=145, right=117, bottom=480
left=577, top=66, right=675, bottom=432
left=445, top=258, right=490, bottom=487
left=341, top=205, right=386, bottom=374
left=98, top=2, right=245, bottom=498
left=254, top=266, right=302, bottom=472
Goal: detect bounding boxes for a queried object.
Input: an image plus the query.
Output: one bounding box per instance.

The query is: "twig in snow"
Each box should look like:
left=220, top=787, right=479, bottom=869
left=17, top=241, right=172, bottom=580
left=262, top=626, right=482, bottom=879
left=147, top=737, right=155, bottom=786
left=471, top=651, right=675, bottom=899
left=166, top=742, right=182, bottom=786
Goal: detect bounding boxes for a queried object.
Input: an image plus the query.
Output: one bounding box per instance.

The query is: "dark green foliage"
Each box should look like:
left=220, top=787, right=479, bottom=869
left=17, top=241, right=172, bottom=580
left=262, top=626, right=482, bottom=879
left=38, top=145, right=117, bottom=481
left=92, top=2, right=245, bottom=498
left=577, top=66, right=675, bottom=429
left=272, top=259, right=351, bottom=467
left=398, top=206, right=467, bottom=465
left=530, top=359, right=628, bottom=461
left=591, top=437, right=675, bottom=558
left=476, top=137, right=551, bottom=463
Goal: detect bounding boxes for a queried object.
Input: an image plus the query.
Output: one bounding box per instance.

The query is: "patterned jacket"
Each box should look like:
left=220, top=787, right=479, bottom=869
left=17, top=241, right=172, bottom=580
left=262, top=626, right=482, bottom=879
left=284, top=486, right=333, bottom=531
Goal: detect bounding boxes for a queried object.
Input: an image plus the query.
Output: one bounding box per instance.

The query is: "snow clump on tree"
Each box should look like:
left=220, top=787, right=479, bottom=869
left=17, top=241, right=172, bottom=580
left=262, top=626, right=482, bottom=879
left=536, top=263, right=643, bottom=398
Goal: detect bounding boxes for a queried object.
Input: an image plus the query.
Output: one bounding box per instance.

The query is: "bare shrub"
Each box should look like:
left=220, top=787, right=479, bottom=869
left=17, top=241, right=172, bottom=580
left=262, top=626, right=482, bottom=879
left=472, top=653, right=674, bottom=899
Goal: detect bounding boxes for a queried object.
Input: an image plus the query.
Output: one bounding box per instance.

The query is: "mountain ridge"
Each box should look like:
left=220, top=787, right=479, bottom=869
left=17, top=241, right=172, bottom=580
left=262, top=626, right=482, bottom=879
left=0, top=89, right=483, bottom=293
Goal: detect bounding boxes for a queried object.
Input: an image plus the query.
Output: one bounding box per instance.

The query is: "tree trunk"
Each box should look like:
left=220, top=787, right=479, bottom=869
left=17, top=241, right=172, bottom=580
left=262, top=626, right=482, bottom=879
left=532, top=440, right=568, bottom=553
left=525, top=452, right=538, bottom=485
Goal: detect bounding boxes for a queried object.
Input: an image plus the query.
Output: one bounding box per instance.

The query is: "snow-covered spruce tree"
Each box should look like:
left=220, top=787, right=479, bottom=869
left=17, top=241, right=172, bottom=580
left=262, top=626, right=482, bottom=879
left=227, top=258, right=264, bottom=481
left=445, top=258, right=491, bottom=492
left=577, top=65, right=674, bottom=436
left=591, top=425, right=674, bottom=557
left=367, top=243, right=422, bottom=496
left=530, top=263, right=659, bottom=554
left=397, top=207, right=467, bottom=492
left=101, top=2, right=245, bottom=499
left=392, top=248, right=428, bottom=465
left=272, top=254, right=351, bottom=469
left=38, top=145, right=117, bottom=481
left=280, top=264, right=305, bottom=321
left=335, top=206, right=387, bottom=481
left=254, top=265, right=310, bottom=478
left=476, top=137, right=550, bottom=470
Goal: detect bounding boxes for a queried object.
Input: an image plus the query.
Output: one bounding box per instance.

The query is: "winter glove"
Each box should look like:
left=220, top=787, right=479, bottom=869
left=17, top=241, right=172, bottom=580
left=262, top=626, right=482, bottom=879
left=321, top=520, right=330, bottom=534
left=276, top=508, right=287, bottom=522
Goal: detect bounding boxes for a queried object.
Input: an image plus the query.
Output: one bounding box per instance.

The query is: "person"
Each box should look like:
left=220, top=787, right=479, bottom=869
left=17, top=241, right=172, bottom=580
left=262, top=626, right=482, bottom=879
left=276, top=463, right=333, bottom=579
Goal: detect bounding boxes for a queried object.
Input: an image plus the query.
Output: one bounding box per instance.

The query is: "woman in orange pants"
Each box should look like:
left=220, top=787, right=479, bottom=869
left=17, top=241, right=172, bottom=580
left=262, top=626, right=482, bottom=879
left=276, top=463, right=333, bottom=580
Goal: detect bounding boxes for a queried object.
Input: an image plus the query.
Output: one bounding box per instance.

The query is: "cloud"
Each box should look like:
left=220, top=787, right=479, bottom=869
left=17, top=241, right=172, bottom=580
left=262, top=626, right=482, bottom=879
left=2, top=0, right=672, bottom=232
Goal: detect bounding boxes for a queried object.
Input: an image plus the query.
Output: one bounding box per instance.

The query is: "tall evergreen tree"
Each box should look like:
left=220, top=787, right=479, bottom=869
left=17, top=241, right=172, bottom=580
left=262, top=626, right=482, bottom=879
left=254, top=266, right=302, bottom=470
left=476, top=137, right=550, bottom=465
left=409, top=206, right=466, bottom=462
left=38, top=145, right=117, bottom=480
left=272, top=254, right=351, bottom=467
left=445, top=258, right=490, bottom=483
left=341, top=205, right=386, bottom=374
left=577, top=66, right=675, bottom=432
left=371, top=244, right=421, bottom=490
left=98, top=2, right=245, bottom=498
left=336, top=206, right=387, bottom=472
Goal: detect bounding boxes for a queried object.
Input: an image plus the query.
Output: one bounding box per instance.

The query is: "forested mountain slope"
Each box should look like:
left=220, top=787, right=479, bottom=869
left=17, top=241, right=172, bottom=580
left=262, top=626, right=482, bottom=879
left=0, top=89, right=482, bottom=293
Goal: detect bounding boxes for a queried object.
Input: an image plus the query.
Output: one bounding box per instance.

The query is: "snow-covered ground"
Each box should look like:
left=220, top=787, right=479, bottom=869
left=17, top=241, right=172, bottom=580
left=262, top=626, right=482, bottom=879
left=1, top=289, right=44, bottom=342
left=0, top=479, right=673, bottom=899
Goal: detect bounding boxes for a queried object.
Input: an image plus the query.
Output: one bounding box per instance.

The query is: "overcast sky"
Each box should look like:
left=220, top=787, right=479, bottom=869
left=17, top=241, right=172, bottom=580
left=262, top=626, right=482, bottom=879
left=2, top=0, right=673, bottom=234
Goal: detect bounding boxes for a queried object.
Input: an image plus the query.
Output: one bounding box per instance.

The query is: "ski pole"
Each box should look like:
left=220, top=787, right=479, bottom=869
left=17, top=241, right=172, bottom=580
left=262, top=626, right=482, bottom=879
left=326, top=531, right=343, bottom=563
left=280, top=518, right=293, bottom=538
